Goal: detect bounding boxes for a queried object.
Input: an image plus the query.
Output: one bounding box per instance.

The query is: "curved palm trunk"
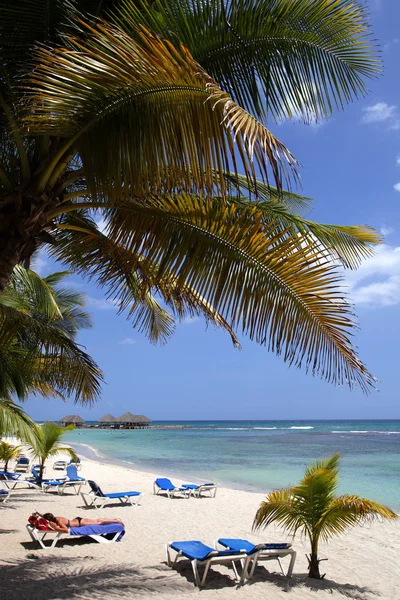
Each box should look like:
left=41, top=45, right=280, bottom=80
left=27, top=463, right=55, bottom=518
left=38, top=458, right=46, bottom=481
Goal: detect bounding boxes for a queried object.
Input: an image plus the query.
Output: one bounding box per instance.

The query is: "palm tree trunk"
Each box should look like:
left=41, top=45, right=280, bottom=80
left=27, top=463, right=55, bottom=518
left=39, top=458, right=45, bottom=481
left=0, top=193, right=48, bottom=293
left=308, top=539, right=322, bottom=579
left=308, top=553, right=321, bottom=579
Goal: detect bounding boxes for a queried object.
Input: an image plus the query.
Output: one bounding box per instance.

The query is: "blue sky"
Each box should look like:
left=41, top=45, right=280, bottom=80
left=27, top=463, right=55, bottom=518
left=25, top=0, right=400, bottom=421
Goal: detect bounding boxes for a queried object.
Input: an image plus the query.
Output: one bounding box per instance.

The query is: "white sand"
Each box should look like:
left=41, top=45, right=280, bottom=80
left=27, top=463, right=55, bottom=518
left=0, top=454, right=399, bottom=600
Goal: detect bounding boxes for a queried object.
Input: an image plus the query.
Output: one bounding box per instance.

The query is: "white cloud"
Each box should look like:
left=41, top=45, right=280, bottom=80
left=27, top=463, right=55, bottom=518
left=397, top=156, right=400, bottom=166
left=380, top=227, right=393, bottom=237
left=119, top=338, right=136, bottom=345
left=31, top=247, right=48, bottom=275
left=182, top=316, right=199, bottom=325
left=361, top=102, right=397, bottom=124
left=394, top=183, right=400, bottom=192
left=86, top=296, right=116, bottom=310
left=344, top=243, right=400, bottom=307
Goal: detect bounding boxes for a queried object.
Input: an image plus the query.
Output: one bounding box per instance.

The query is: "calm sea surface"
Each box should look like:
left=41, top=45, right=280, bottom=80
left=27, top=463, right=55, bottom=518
left=64, top=420, right=400, bottom=511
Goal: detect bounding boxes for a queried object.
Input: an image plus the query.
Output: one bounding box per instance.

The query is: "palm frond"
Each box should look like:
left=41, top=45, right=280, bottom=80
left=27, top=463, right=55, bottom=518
left=115, top=0, right=381, bottom=121
left=0, top=399, right=35, bottom=440
left=227, top=174, right=381, bottom=269
left=318, top=495, right=398, bottom=542
left=49, top=210, right=240, bottom=345
left=253, top=488, right=309, bottom=537
left=104, top=192, right=375, bottom=391
left=24, top=20, right=298, bottom=195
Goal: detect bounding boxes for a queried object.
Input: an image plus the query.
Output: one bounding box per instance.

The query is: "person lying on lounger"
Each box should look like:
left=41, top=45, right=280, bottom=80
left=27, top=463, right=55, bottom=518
left=42, top=513, right=124, bottom=533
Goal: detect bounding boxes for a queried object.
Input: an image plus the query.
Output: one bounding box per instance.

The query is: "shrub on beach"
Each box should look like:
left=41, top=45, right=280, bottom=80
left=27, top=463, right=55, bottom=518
left=253, top=453, right=397, bottom=579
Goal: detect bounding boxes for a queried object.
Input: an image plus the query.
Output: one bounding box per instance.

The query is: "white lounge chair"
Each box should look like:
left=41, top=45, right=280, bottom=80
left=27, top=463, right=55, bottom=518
left=153, top=478, right=190, bottom=498
left=81, top=480, right=142, bottom=508
left=26, top=514, right=125, bottom=549
left=217, top=538, right=297, bottom=579
left=181, top=482, right=217, bottom=498
left=166, top=540, right=260, bottom=587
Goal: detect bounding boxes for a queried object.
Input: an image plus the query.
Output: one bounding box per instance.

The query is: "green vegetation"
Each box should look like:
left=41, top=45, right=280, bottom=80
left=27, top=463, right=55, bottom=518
left=0, top=1, right=381, bottom=389
left=0, top=440, right=23, bottom=471
left=253, top=454, right=397, bottom=579
left=26, top=422, right=77, bottom=480
left=0, top=266, right=103, bottom=438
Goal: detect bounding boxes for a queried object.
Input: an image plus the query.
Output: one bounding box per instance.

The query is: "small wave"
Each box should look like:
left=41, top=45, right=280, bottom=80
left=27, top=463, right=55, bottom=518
left=332, top=430, right=400, bottom=435
left=288, top=426, right=314, bottom=430
left=215, top=427, right=249, bottom=431
left=254, top=427, right=278, bottom=430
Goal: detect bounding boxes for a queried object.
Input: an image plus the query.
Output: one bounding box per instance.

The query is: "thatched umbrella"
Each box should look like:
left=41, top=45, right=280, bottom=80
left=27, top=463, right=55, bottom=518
left=98, top=414, right=117, bottom=423
left=133, top=415, right=152, bottom=424
left=59, top=415, right=85, bottom=426
left=117, top=412, right=151, bottom=428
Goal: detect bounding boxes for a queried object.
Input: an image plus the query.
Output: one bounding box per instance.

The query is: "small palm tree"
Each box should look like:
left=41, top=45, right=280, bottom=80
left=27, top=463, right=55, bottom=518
left=0, top=441, right=23, bottom=472
left=253, top=454, right=397, bottom=579
left=27, top=422, right=77, bottom=480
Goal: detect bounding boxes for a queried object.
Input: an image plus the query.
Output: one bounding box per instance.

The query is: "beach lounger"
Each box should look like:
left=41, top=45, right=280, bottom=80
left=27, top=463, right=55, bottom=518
left=53, top=460, right=68, bottom=470
left=81, top=480, right=142, bottom=508
left=0, top=488, right=11, bottom=503
left=26, top=513, right=125, bottom=549
left=0, top=471, right=42, bottom=491
left=166, top=540, right=261, bottom=587
left=153, top=478, right=190, bottom=499
left=181, top=482, right=217, bottom=498
left=217, top=538, right=296, bottom=579
left=68, top=457, right=82, bottom=471
left=14, top=456, right=30, bottom=472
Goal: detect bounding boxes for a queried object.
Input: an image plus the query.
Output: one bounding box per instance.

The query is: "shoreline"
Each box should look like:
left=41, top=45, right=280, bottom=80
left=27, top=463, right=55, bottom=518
left=69, top=441, right=272, bottom=496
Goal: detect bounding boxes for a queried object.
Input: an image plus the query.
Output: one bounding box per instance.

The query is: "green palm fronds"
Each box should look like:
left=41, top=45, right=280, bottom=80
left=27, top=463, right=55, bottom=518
left=26, top=421, right=77, bottom=479
left=254, top=454, right=397, bottom=579
left=115, top=0, right=380, bottom=121
left=0, top=265, right=103, bottom=404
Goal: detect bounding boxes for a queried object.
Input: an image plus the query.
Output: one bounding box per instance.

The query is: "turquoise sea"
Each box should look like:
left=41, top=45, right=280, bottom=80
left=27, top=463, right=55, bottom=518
left=64, top=420, right=400, bottom=511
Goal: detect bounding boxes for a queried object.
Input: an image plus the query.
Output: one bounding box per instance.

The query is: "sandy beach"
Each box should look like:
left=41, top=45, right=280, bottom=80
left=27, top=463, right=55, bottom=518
left=0, top=455, right=399, bottom=600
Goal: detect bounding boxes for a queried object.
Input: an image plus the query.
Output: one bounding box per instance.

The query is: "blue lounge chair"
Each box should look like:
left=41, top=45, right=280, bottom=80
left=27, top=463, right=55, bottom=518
left=29, top=468, right=70, bottom=493
left=153, top=478, right=190, bottom=499
left=217, top=538, right=296, bottom=579
left=181, top=482, right=217, bottom=498
left=1, top=471, right=42, bottom=491
left=81, top=480, right=142, bottom=508
left=166, top=540, right=261, bottom=587
left=68, top=457, right=82, bottom=470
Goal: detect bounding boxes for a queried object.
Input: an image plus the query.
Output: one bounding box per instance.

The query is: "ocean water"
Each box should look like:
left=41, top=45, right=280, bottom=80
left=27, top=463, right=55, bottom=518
left=64, top=420, right=400, bottom=511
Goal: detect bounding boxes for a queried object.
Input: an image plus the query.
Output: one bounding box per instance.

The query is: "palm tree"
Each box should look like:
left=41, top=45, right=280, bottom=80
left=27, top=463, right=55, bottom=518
left=0, top=1, right=381, bottom=390
left=0, top=266, right=103, bottom=425
left=26, top=422, right=77, bottom=480
left=0, top=440, right=23, bottom=471
left=253, top=454, right=397, bottom=579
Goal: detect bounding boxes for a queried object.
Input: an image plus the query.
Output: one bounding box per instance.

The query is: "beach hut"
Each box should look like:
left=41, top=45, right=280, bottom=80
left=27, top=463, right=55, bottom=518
left=98, top=414, right=118, bottom=429
left=59, top=415, right=85, bottom=428
left=117, top=412, right=151, bottom=429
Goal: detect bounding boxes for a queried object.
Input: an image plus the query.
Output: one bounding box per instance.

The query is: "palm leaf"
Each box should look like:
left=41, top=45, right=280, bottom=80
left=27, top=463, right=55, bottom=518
left=115, top=0, right=381, bottom=121
left=318, top=495, right=398, bottom=542
left=24, top=20, right=298, bottom=196
left=226, top=173, right=381, bottom=269
left=0, top=399, right=35, bottom=440
left=104, top=192, right=375, bottom=391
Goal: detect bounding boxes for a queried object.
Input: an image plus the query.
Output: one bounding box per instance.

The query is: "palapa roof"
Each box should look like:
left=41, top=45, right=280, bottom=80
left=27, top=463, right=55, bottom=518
left=59, top=415, right=85, bottom=424
left=98, top=414, right=118, bottom=423
left=117, top=412, right=151, bottom=423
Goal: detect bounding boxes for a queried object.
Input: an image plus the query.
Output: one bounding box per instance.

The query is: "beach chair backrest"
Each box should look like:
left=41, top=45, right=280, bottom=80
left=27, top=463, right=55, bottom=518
left=88, top=480, right=104, bottom=497
left=66, top=465, right=78, bottom=480
left=17, top=456, right=29, bottom=465
left=31, top=467, right=40, bottom=479
left=156, top=478, right=175, bottom=490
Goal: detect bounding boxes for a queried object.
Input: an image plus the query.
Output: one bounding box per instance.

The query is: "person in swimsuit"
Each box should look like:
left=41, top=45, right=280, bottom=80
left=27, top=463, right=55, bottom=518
left=42, top=513, right=124, bottom=533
